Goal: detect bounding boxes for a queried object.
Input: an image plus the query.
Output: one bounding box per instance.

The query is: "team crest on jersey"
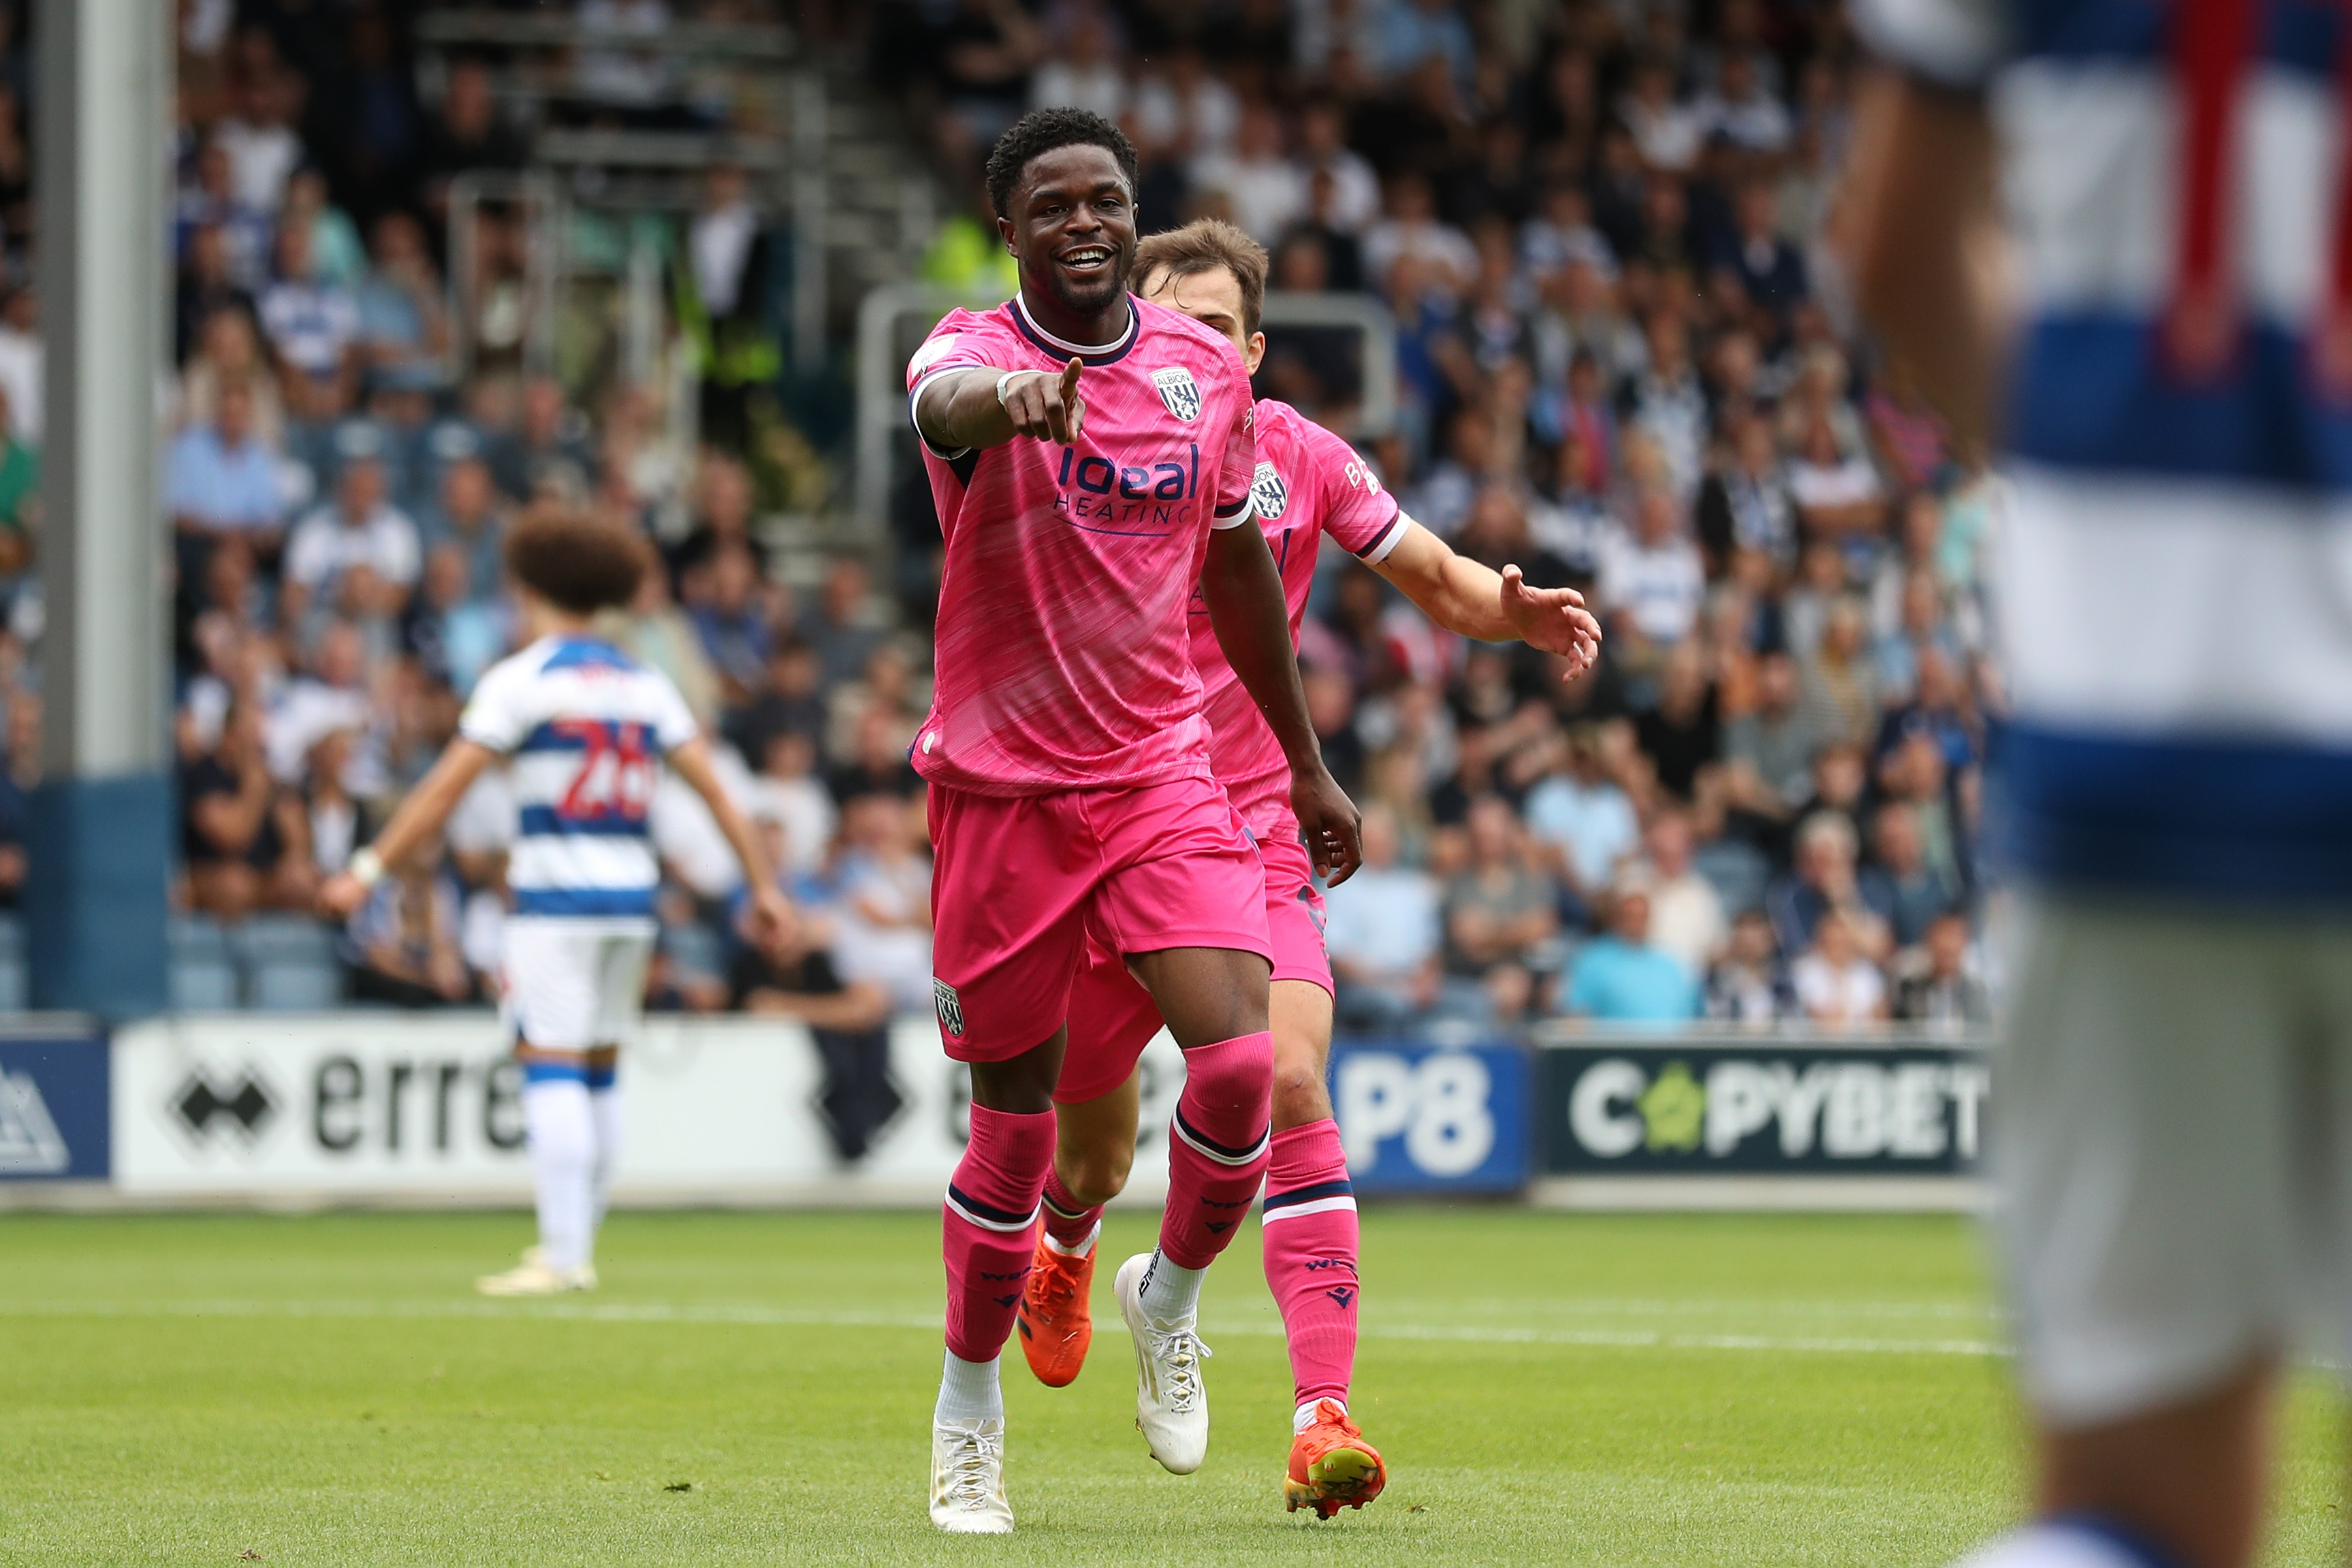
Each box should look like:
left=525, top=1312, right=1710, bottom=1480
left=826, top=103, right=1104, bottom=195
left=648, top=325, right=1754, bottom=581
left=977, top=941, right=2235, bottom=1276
left=1250, top=461, right=1288, bottom=520
left=1151, top=366, right=1201, bottom=421
left=932, top=978, right=966, bottom=1039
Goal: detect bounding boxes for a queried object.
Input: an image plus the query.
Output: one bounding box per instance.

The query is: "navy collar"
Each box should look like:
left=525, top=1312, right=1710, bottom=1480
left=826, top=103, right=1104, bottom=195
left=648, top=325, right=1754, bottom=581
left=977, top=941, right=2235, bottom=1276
left=1012, top=291, right=1138, bottom=366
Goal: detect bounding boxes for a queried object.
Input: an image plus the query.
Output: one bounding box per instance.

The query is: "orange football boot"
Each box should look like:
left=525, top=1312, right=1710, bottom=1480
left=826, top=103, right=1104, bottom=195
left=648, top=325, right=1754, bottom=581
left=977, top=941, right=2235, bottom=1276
left=1014, top=1234, right=1094, bottom=1388
left=1284, top=1400, right=1386, bottom=1518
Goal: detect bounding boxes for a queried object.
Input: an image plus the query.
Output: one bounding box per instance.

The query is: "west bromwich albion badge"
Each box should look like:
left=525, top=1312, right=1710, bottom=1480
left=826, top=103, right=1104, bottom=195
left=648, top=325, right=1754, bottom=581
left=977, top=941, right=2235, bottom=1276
left=1151, top=366, right=1201, bottom=421
left=1250, top=461, right=1288, bottom=519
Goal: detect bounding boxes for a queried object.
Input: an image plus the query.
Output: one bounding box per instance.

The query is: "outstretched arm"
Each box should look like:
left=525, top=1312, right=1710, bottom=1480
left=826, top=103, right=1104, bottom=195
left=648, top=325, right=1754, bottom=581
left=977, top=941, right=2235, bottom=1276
left=670, top=735, right=791, bottom=952
left=1198, top=519, right=1364, bottom=884
left=915, top=355, right=1087, bottom=452
left=317, top=739, right=497, bottom=916
left=1837, top=68, right=2004, bottom=447
left=1371, top=518, right=1603, bottom=681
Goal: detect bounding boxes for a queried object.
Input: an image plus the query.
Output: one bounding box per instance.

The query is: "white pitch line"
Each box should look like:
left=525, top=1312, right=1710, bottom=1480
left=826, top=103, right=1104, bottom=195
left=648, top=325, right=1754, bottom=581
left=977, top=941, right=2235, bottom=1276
left=0, top=1297, right=2012, bottom=1358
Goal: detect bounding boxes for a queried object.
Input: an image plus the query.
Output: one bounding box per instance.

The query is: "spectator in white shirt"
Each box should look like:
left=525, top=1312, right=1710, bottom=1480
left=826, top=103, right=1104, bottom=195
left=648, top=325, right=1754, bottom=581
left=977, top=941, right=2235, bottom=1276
left=1693, top=53, right=1792, bottom=155
left=282, top=452, right=420, bottom=626
left=1790, top=908, right=1888, bottom=1027
left=1787, top=415, right=1888, bottom=539
left=264, top=618, right=379, bottom=790
left=1598, top=481, right=1706, bottom=650
left=750, top=729, right=838, bottom=877
left=0, top=282, right=38, bottom=447
left=1296, top=99, right=1382, bottom=235
left=1324, top=803, right=1443, bottom=1029
left=213, top=69, right=304, bottom=213
left=1132, top=44, right=1239, bottom=161
left=1028, top=6, right=1126, bottom=123
left=1519, top=180, right=1615, bottom=282
left=1191, top=102, right=1308, bottom=246
left=1620, top=58, right=1703, bottom=172
left=1626, top=806, right=1728, bottom=978
left=1362, top=173, right=1479, bottom=300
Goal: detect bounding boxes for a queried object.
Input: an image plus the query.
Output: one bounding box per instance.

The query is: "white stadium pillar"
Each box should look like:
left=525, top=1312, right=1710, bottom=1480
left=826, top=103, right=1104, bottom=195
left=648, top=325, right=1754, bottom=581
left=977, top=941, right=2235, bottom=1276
left=29, top=0, right=171, bottom=1015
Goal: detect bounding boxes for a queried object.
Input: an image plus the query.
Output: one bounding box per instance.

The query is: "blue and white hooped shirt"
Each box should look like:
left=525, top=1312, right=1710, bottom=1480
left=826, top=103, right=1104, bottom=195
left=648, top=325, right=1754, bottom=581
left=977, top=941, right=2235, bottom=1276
left=458, top=635, right=699, bottom=922
left=1861, top=0, right=2352, bottom=903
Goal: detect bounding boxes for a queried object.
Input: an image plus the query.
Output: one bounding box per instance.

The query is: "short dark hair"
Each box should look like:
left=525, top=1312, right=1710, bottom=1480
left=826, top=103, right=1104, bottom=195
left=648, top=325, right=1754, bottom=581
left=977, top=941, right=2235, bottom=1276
left=1134, top=218, right=1269, bottom=336
left=505, top=507, right=645, bottom=614
left=984, top=108, right=1139, bottom=224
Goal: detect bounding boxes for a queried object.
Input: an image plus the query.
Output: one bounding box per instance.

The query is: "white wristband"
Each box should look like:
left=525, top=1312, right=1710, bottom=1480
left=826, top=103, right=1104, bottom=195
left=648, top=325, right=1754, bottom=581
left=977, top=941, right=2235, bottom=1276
left=348, top=847, right=385, bottom=889
left=994, top=370, right=1025, bottom=409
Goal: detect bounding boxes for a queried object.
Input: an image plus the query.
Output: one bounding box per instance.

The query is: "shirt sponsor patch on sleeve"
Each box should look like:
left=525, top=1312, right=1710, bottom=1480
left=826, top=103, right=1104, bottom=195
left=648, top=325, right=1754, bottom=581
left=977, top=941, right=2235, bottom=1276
left=908, top=332, right=963, bottom=378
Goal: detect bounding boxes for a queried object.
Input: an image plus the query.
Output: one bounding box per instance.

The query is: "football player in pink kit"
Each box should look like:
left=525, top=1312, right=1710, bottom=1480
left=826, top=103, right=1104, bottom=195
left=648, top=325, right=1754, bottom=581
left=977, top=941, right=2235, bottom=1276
left=1012, top=219, right=1603, bottom=1517
left=905, top=113, right=1362, bottom=1534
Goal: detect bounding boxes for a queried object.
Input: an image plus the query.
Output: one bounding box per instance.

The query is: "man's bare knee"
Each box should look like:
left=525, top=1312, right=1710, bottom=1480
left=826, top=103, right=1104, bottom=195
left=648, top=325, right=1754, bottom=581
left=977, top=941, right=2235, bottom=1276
left=1269, top=1061, right=1331, bottom=1127
left=1060, top=1150, right=1132, bottom=1209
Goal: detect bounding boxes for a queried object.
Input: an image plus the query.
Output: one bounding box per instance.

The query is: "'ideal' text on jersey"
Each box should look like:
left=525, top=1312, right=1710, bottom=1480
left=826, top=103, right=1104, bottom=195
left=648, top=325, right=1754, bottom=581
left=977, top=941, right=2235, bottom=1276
left=906, top=292, right=1258, bottom=795
left=458, top=635, right=699, bottom=921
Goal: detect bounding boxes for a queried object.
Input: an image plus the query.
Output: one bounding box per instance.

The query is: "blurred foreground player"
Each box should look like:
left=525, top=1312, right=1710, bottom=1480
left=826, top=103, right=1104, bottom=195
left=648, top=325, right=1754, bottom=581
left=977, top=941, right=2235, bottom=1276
left=321, top=511, right=787, bottom=1295
left=1014, top=219, right=1602, bottom=1518
left=906, top=112, right=1361, bottom=1533
left=1845, top=5, right=2352, bottom=1566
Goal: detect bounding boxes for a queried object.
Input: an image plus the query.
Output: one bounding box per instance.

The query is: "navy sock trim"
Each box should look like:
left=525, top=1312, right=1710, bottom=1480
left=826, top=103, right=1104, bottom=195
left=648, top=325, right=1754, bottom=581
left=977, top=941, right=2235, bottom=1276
left=1173, top=1106, right=1270, bottom=1164
left=1262, top=1177, right=1355, bottom=1211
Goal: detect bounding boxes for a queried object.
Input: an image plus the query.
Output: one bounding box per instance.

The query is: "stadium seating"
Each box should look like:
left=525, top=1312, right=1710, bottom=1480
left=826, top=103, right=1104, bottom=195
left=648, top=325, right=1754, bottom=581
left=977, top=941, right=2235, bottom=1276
left=229, top=915, right=345, bottom=1012
left=167, top=916, right=239, bottom=1011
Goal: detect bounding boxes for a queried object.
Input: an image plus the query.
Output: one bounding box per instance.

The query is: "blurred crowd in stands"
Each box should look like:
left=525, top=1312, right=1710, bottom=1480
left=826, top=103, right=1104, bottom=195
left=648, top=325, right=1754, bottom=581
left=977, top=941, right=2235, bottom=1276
left=876, top=0, right=1998, bottom=1031
left=0, top=0, right=1990, bottom=1039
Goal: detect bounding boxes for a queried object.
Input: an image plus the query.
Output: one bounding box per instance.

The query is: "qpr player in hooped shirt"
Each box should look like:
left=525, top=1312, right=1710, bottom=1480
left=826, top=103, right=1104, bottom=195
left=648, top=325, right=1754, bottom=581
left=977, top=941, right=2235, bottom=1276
left=1017, top=218, right=1603, bottom=1523
left=903, top=108, right=1360, bottom=1536
left=1845, top=3, right=2352, bottom=1567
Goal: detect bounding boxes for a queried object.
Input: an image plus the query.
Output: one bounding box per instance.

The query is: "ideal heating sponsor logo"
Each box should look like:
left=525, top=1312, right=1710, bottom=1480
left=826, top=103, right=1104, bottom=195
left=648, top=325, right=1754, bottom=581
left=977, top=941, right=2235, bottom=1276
left=1050, top=442, right=1204, bottom=532
left=1553, top=1049, right=1990, bottom=1172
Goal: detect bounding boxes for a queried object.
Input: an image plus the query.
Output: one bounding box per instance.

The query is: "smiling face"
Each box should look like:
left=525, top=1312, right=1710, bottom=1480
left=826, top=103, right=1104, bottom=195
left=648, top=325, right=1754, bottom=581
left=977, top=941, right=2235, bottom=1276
left=1000, top=143, right=1138, bottom=324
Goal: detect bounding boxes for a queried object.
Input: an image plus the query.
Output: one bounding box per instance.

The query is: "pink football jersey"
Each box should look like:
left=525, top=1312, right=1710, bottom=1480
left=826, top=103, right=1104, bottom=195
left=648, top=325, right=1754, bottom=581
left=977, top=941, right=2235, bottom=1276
left=906, top=293, right=1259, bottom=795
left=1189, top=398, right=1405, bottom=825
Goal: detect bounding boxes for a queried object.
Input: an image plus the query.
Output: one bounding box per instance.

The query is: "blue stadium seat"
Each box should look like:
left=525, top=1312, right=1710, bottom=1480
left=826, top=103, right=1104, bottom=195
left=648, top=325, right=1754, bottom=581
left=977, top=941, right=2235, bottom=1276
left=660, top=919, right=729, bottom=982
left=231, top=915, right=345, bottom=1011
left=168, top=915, right=238, bottom=1011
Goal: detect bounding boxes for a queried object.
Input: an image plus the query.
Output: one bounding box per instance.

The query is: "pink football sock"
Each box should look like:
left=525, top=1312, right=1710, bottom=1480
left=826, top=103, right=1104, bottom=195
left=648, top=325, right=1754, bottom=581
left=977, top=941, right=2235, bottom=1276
left=1158, top=1031, right=1274, bottom=1270
left=942, top=1104, right=1055, bottom=1362
left=1040, top=1166, right=1102, bottom=1251
left=1260, top=1117, right=1359, bottom=1410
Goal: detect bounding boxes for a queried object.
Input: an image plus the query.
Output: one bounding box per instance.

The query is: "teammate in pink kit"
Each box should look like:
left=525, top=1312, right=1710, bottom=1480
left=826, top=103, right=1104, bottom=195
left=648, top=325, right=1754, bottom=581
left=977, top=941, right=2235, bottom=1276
left=904, top=113, right=1361, bottom=1534
left=1010, top=219, right=1602, bottom=1517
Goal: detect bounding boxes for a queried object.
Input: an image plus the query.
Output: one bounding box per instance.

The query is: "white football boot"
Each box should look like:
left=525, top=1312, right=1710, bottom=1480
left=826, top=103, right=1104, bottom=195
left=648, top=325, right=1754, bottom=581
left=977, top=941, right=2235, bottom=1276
left=475, top=1252, right=597, bottom=1296
left=929, top=1417, right=1013, bottom=1533
left=1114, top=1253, right=1212, bottom=1474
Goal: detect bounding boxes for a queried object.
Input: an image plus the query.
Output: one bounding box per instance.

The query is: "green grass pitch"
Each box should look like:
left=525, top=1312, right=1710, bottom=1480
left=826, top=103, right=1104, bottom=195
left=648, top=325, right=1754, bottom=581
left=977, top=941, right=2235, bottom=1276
left=1, top=1208, right=2342, bottom=1566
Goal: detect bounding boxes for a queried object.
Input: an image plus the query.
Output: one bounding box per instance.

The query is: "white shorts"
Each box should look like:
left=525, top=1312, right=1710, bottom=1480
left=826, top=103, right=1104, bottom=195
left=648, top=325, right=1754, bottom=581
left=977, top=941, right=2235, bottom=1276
left=500, top=917, right=656, bottom=1052
left=1999, top=893, right=2352, bottom=1428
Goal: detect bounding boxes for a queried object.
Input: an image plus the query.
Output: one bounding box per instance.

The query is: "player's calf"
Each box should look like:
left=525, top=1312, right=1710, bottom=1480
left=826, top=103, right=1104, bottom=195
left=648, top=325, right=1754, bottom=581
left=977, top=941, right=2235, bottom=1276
left=1261, top=1118, right=1361, bottom=1424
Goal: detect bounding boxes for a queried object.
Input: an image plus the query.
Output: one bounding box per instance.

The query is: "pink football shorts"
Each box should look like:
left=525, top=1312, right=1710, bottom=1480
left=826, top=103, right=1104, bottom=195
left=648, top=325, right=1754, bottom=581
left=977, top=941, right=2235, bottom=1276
left=925, top=772, right=1273, bottom=1063
left=1055, top=805, right=1331, bottom=1106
